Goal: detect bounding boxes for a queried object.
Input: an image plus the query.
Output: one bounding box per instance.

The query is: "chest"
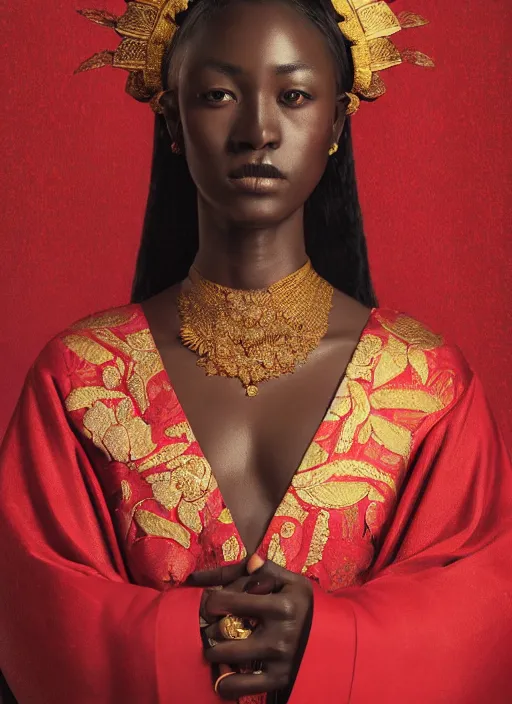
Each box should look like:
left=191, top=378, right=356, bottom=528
left=155, top=334, right=358, bottom=554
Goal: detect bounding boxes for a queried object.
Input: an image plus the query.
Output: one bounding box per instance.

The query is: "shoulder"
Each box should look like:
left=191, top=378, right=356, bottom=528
left=30, top=303, right=147, bottom=380
left=357, top=306, right=474, bottom=411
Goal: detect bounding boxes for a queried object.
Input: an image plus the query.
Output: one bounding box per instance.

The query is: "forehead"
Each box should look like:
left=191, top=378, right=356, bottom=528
left=180, top=1, right=335, bottom=78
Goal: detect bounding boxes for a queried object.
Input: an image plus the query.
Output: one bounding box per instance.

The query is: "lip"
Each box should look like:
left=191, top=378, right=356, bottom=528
left=227, top=176, right=286, bottom=194
left=228, top=162, right=286, bottom=180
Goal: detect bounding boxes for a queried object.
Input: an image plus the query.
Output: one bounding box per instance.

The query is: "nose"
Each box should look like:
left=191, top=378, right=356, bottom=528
left=229, top=93, right=281, bottom=153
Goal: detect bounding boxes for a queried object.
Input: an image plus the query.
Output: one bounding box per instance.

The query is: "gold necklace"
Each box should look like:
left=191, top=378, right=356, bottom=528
left=177, top=260, right=334, bottom=397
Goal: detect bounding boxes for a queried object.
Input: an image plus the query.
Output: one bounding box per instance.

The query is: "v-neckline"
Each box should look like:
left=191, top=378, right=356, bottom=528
left=136, top=302, right=377, bottom=558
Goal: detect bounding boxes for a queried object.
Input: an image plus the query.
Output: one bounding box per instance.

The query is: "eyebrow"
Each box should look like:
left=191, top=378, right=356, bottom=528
left=201, top=59, right=316, bottom=76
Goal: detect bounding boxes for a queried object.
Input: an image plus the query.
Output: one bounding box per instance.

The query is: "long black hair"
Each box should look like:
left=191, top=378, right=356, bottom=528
left=130, top=0, right=378, bottom=308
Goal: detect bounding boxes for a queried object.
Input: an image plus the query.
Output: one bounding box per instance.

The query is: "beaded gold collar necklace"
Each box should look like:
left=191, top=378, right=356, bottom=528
left=177, top=260, right=334, bottom=396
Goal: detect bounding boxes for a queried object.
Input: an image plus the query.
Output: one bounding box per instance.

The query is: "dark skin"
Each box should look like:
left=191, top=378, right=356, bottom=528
left=142, top=0, right=371, bottom=699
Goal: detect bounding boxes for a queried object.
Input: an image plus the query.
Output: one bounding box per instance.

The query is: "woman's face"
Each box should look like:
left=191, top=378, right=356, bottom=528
left=165, top=0, right=346, bottom=228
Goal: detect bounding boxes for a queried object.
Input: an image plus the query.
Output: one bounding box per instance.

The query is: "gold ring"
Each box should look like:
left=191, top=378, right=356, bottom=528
left=214, top=671, right=236, bottom=694
left=218, top=614, right=254, bottom=640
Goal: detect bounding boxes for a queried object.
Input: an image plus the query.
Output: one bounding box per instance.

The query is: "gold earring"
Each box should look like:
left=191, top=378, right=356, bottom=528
left=328, top=143, right=338, bottom=157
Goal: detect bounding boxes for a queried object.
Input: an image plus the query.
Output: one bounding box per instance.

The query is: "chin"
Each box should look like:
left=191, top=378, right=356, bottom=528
left=220, top=199, right=298, bottom=229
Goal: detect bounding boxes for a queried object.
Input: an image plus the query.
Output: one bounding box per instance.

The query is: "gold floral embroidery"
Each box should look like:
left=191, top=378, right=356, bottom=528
left=134, top=508, right=191, bottom=549
left=374, top=333, right=434, bottom=388
left=297, top=442, right=329, bottom=472
left=81, top=397, right=156, bottom=462
left=102, top=365, right=122, bottom=389
left=293, top=459, right=396, bottom=511
left=65, top=386, right=126, bottom=412
left=377, top=313, right=443, bottom=350
left=373, top=335, right=409, bottom=388
left=92, top=328, right=164, bottom=414
left=165, top=422, right=194, bottom=442
left=275, top=492, right=308, bottom=523
left=325, top=392, right=352, bottom=422
left=407, top=347, right=430, bottom=384
left=335, top=380, right=371, bottom=454
left=145, top=456, right=215, bottom=534
left=293, top=459, right=395, bottom=493
left=71, top=310, right=134, bottom=330
left=138, top=443, right=190, bottom=472
left=296, top=481, right=383, bottom=509
left=267, top=533, right=286, bottom=567
left=222, top=536, right=241, bottom=562
left=370, top=388, right=443, bottom=413
left=369, top=414, right=412, bottom=456
left=302, top=509, right=330, bottom=572
left=121, top=479, right=132, bottom=502
left=345, top=334, right=383, bottom=382
left=280, top=522, right=296, bottom=538
left=218, top=508, right=234, bottom=523
left=62, top=334, right=114, bottom=365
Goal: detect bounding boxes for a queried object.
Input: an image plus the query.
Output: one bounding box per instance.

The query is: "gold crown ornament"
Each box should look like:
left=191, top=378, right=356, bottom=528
left=75, top=0, right=434, bottom=116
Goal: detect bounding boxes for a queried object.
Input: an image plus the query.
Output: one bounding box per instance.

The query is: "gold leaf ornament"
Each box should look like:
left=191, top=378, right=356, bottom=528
left=296, top=481, right=379, bottom=509
left=267, top=534, right=287, bottom=567
left=293, top=459, right=395, bottom=507
left=62, top=334, right=114, bottom=365
left=373, top=336, right=408, bottom=388
left=408, top=347, right=430, bottom=384
left=298, top=442, right=329, bottom=472
left=378, top=315, right=443, bottom=350
left=370, top=388, right=443, bottom=414
left=81, top=397, right=157, bottom=462
left=138, top=443, right=189, bottom=472
left=135, top=509, right=191, bottom=549
left=335, top=380, right=371, bottom=454
left=370, top=415, right=412, bottom=458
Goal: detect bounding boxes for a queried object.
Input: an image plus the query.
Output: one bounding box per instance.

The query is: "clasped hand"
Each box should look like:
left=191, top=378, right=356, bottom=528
left=187, top=555, right=313, bottom=700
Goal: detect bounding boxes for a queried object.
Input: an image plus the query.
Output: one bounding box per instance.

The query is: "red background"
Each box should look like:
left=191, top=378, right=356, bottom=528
left=1, top=1, right=511, bottom=444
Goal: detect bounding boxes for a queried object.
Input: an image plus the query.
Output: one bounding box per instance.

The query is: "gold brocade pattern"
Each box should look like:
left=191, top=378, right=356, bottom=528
left=177, top=260, right=333, bottom=396
left=59, top=304, right=459, bottom=600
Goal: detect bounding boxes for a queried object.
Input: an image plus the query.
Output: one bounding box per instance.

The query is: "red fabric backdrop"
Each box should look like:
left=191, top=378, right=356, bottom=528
left=1, top=1, right=511, bottom=445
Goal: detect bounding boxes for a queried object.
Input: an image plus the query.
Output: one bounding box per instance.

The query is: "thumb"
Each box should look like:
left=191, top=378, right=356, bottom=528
left=247, top=555, right=296, bottom=586
left=247, top=553, right=265, bottom=574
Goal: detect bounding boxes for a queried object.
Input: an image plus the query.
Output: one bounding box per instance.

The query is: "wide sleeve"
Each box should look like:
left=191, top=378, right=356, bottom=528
left=290, top=371, right=512, bottom=704
left=0, top=345, right=218, bottom=703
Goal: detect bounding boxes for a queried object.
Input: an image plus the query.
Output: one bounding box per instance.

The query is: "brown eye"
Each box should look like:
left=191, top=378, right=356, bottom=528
left=282, top=90, right=311, bottom=107
left=203, top=90, right=234, bottom=104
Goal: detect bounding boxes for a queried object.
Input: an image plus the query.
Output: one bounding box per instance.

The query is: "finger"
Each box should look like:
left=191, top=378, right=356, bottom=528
left=200, top=576, right=255, bottom=624
left=205, top=636, right=270, bottom=665
left=216, top=671, right=284, bottom=700
left=186, top=561, right=247, bottom=588
left=247, top=558, right=299, bottom=586
left=215, top=663, right=237, bottom=700
left=244, top=574, right=279, bottom=595
left=205, top=591, right=284, bottom=621
left=203, top=617, right=257, bottom=647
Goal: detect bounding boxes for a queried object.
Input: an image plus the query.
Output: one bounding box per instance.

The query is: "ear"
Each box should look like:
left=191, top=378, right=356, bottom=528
left=333, top=92, right=349, bottom=143
left=160, top=89, right=182, bottom=144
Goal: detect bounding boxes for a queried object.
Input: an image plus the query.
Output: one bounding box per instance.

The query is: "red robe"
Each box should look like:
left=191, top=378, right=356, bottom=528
left=0, top=305, right=510, bottom=703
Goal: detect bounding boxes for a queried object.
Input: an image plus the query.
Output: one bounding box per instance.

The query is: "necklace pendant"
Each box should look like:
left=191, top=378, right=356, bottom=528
left=177, top=260, right=333, bottom=394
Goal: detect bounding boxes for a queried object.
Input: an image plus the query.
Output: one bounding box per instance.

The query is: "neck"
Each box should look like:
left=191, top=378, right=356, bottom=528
left=193, top=195, right=308, bottom=290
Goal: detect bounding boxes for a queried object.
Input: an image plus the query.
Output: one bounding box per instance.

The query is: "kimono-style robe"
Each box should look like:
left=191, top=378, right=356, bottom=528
left=0, top=304, right=510, bottom=703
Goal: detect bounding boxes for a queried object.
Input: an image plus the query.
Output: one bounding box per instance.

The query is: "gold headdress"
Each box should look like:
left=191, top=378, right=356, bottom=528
left=75, top=0, right=434, bottom=115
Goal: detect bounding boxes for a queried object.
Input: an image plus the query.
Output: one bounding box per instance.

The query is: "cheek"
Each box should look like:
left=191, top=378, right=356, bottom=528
left=182, top=108, right=226, bottom=157
left=282, top=117, right=332, bottom=197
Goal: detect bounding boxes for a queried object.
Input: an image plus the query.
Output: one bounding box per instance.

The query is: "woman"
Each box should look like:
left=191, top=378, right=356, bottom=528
left=0, top=0, right=510, bottom=702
